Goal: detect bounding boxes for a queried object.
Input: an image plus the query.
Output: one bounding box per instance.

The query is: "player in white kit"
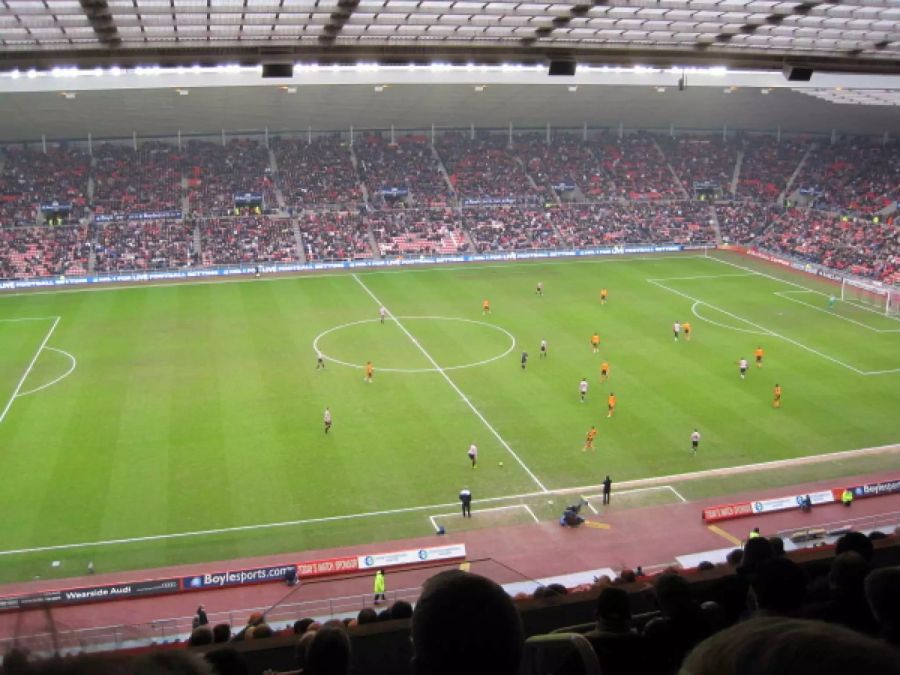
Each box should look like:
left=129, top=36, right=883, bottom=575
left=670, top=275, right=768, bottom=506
left=467, top=443, right=478, bottom=468
left=579, top=378, right=589, bottom=403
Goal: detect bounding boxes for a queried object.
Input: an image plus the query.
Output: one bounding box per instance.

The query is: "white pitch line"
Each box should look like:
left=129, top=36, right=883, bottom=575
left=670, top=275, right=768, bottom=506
left=17, top=348, right=77, bottom=397
left=708, top=254, right=900, bottom=324
left=523, top=504, right=540, bottom=523
left=0, top=316, right=60, bottom=425
left=587, top=502, right=599, bottom=515
left=648, top=272, right=758, bottom=282
left=351, top=273, right=548, bottom=492
left=0, top=443, right=896, bottom=557
left=583, top=485, right=687, bottom=504
left=0, top=316, right=63, bottom=323
left=429, top=504, right=539, bottom=530
left=774, top=291, right=900, bottom=333
left=667, top=485, right=689, bottom=503
left=649, top=278, right=867, bottom=375
left=691, top=301, right=771, bottom=336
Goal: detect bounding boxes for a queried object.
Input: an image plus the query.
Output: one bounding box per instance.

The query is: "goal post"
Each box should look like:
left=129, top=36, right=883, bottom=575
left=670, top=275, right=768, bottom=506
left=840, top=277, right=900, bottom=316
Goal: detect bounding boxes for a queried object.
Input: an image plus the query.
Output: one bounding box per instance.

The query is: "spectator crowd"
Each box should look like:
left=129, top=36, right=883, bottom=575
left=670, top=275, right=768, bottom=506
left=0, top=131, right=896, bottom=283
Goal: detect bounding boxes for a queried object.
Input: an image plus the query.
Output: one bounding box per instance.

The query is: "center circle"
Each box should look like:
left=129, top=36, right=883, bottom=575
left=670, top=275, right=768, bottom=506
left=312, top=316, right=517, bottom=373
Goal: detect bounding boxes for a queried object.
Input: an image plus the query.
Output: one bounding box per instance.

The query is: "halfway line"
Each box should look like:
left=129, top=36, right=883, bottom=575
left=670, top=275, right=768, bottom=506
left=351, top=273, right=549, bottom=492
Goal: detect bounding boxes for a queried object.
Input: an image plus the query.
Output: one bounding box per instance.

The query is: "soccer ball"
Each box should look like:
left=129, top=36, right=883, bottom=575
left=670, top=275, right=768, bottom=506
left=498, top=461, right=504, bottom=467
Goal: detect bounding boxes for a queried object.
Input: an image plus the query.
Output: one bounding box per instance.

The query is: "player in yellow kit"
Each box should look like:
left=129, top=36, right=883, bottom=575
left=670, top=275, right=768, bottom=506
left=683, top=322, right=692, bottom=341
left=773, top=384, right=782, bottom=408
left=365, top=361, right=374, bottom=383
left=591, top=333, right=601, bottom=354
left=600, top=288, right=608, bottom=305
left=600, top=361, right=610, bottom=382
left=482, top=299, right=491, bottom=315
left=755, top=347, right=765, bottom=368
left=607, top=393, right=617, bottom=418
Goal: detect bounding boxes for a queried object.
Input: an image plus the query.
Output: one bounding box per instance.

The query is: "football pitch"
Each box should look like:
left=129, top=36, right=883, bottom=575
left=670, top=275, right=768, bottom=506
left=0, top=250, right=898, bottom=584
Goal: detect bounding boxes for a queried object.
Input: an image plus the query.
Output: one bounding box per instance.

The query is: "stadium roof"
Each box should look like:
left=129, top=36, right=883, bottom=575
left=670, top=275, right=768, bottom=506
left=0, top=1, right=898, bottom=75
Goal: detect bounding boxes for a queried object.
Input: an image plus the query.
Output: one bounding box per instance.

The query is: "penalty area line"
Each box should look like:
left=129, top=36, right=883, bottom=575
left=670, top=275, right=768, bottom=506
left=428, top=504, right=539, bottom=531
left=351, top=273, right=549, bottom=493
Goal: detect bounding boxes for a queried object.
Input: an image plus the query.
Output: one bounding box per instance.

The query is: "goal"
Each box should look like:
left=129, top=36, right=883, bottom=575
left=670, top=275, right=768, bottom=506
left=841, top=277, right=900, bottom=316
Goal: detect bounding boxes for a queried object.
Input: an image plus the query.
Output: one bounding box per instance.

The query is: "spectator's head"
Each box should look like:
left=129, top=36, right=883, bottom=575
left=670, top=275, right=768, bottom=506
left=618, top=569, right=636, bottom=584
left=740, top=537, right=774, bottom=573
left=293, top=618, right=315, bottom=635
left=212, top=624, right=231, bottom=644
left=829, top=551, right=869, bottom=594
left=865, top=566, right=900, bottom=643
left=390, top=600, right=413, bottom=620
left=835, top=531, right=874, bottom=562
left=697, top=561, right=715, bottom=572
left=654, top=573, right=693, bottom=616
left=306, top=626, right=352, bottom=675
left=188, top=626, right=214, bottom=647
left=750, top=557, right=807, bottom=616
left=681, top=617, right=900, bottom=675
left=546, top=583, right=568, bottom=596
left=868, top=530, right=888, bottom=542
left=249, top=624, right=273, bottom=640
left=725, top=548, right=744, bottom=568
left=411, top=571, right=524, bottom=675
left=204, top=648, right=248, bottom=675
left=295, top=630, right=317, bottom=670
left=767, top=536, right=785, bottom=557
left=357, top=608, right=378, bottom=625
left=594, top=587, right=631, bottom=631
left=246, top=612, right=264, bottom=627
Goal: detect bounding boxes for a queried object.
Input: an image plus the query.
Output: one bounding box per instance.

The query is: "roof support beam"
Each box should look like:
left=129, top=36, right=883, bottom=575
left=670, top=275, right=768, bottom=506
left=78, top=0, right=121, bottom=47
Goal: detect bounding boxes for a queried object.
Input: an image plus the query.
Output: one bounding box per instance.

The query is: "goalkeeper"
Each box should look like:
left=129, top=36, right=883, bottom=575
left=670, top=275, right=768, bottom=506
left=827, top=295, right=837, bottom=310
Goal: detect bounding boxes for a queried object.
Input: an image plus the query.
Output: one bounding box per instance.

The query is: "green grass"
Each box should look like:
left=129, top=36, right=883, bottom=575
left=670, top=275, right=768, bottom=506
left=0, top=250, right=897, bottom=583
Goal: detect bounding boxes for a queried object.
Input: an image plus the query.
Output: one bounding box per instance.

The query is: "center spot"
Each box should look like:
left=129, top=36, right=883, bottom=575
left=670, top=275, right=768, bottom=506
left=313, top=316, right=516, bottom=373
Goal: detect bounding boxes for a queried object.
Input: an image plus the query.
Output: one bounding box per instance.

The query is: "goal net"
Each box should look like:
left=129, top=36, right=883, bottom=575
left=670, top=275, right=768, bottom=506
left=841, top=278, right=900, bottom=316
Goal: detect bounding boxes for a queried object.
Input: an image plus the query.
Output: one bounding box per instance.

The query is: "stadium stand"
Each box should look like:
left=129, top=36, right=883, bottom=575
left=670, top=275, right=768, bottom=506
left=94, top=220, right=195, bottom=272
left=587, top=132, right=682, bottom=201
left=436, top=133, right=547, bottom=205
left=462, top=205, right=563, bottom=251
left=91, top=142, right=184, bottom=217
left=368, top=209, right=469, bottom=256
left=658, top=135, right=741, bottom=199
left=510, top=132, right=600, bottom=202
left=298, top=211, right=373, bottom=261
left=273, top=136, right=362, bottom=210
left=199, top=217, right=299, bottom=265
left=0, top=131, right=897, bottom=284
left=751, top=210, right=898, bottom=282
left=185, top=139, right=276, bottom=216
left=0, top=145, right=90, bottom=227
left=355, top=134, right=453, bottom=209
left=735, top=136, right=809, bottom=202
left=793, top=139, right=900, bottom=215
left=715, top=202, right=792, bottom=244
left=0, top=224, right=90, bottom=278
left=557, top=202, right=716, bottom=248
